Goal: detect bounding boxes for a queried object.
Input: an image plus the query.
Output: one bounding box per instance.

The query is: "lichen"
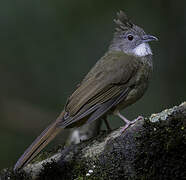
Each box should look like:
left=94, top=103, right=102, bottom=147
left=28, top=111, right=186, bottom=179
left=150, top=106, right=177, bottom=122
left=2, top=103, right=185, bottom=180
left=134, top=113, right=186, bottom=179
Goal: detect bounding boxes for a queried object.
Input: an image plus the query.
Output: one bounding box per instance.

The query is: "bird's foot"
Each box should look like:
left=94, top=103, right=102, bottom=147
left=120, top=116, right=143, bottom=133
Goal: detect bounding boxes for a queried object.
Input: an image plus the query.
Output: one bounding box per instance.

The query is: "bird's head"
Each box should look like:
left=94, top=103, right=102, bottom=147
left=110, top=11, right=158, bottom=57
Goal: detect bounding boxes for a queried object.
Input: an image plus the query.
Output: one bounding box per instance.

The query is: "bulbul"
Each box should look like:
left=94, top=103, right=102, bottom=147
left=14, top=11, right=158, bottom=171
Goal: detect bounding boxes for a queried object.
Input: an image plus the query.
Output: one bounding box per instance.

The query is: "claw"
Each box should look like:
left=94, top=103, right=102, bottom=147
left=120, top=115, right=144, bottom=133
left=113, top=110, right=144, bottom=133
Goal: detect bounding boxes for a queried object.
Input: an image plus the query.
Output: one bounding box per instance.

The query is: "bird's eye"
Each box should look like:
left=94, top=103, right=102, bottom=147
left=127, top=35, right=134, bottom=41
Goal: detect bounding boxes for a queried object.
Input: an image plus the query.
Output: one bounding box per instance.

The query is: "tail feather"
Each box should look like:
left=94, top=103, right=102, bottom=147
left=14, top=113, right=64, bottom=171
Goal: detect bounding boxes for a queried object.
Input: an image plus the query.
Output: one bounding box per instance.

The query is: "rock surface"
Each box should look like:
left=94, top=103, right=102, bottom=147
left=0, top=102, right=186, bottom=180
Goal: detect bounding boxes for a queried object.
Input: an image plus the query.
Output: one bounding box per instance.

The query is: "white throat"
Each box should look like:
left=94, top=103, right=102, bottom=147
left=133, top=43, right=152, bottom=57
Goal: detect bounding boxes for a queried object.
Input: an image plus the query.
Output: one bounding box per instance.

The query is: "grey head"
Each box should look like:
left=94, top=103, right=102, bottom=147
left=109, top=11, right=158, bottom=57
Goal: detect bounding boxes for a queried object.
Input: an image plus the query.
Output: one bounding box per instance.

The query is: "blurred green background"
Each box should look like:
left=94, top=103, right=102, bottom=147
left=0, top=0, right=185, bottom=169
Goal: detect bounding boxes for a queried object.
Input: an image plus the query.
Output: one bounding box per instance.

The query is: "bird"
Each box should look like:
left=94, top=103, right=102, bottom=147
left=14, top=10, right=158, bottom=171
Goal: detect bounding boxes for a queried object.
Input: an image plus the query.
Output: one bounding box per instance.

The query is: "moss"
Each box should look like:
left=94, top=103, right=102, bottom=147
left=67, top=127, right=141, bottom=180
left=20, top=114, right=185, bottom=180
left=38, top=161, right=72, bottom=180
left=31, top=144, right=64, bottom=164
left=134, top=115, right=186, bottom=179
left=65, top=113, right=186, bottom=180
left=37, top=144, right=90, bottom=179
left=12, top=104, right=185, bottom=180
left=0, top=168, right=31, bottom=180
left=35, top=131, right=110, bottom=179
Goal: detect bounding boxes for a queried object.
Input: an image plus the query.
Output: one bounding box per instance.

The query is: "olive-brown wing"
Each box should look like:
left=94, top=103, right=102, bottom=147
left=61, top=52, right=139, bottom=127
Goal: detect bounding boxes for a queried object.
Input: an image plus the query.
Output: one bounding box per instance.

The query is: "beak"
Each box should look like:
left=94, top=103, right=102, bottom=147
left=142, top=35, right=158, bottom=43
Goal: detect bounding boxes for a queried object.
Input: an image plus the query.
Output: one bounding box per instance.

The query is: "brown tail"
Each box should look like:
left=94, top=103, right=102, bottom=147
left=14, top=111, right=65, bottom=171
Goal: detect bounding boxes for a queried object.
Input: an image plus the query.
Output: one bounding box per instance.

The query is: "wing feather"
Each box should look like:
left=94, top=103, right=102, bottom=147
left=61, top=51, right=139, bottom=128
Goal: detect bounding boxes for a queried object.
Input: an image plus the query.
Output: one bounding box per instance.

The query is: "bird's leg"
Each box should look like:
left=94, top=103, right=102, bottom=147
left=102, top=115, right=111, bottom=131
left=113, top=110, right=143, bottom=132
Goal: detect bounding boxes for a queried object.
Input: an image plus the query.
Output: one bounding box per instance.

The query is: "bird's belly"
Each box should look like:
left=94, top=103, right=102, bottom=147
left=114, top=61, right=152, bottom=112
left=114, top=82, right=148, bottom=112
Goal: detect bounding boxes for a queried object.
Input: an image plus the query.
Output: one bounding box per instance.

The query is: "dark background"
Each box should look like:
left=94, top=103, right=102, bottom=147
left=0, top=0, right=185, bottom=169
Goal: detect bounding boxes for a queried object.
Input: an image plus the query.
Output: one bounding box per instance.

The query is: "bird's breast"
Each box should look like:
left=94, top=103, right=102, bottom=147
left=115, top=58, right=153, bottom=111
